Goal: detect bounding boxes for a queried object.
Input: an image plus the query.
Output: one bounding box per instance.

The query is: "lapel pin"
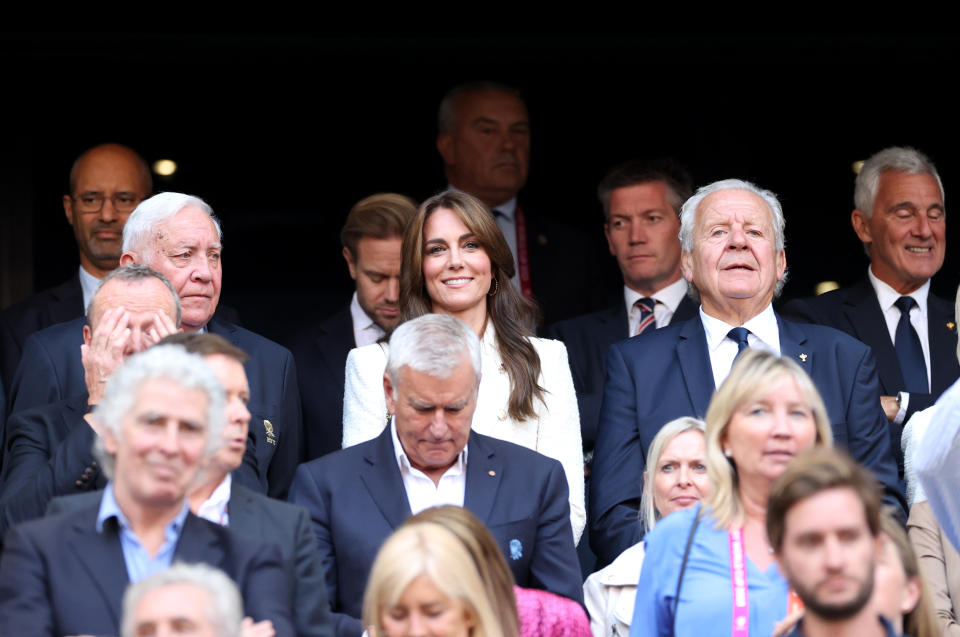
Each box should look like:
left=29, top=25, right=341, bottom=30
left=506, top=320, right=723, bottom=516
left=488, top=470, right=496, bottom=476
left=948, top=322, right=956, bottom=332
left=799, top=353, right=808, bottom=363
left=509, top=539, right=523, bottom=560
left=264, top=419, right=278, bottom=445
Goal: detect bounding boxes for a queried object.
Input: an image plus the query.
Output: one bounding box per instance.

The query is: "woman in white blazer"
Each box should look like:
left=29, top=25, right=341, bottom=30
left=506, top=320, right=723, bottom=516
left=342, top=190, right=585, bottom=542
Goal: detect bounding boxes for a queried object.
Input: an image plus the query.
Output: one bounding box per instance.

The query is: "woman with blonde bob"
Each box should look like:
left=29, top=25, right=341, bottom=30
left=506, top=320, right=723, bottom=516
left=631, top=350, right=833, bottom=637
left=363, top=521, right=505, bottom=637
left=342, top=190, right=584, bottom=540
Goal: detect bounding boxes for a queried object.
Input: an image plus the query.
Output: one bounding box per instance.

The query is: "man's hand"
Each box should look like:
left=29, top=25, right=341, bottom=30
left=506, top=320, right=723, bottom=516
left=241, top=617, right=275, bottom=637
left=82, top=306, right=131, bottom=405
left=145, top=310, right=177, bottom=347
left=881, top=395, right=900, bottom=422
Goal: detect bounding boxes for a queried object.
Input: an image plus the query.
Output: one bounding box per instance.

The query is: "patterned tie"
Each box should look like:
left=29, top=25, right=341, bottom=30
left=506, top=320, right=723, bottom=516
left=894, top=296, right=928, bottom=393
left=727, top=327, right=752, bottom=363
left=633, top=298, right=657, bottom=336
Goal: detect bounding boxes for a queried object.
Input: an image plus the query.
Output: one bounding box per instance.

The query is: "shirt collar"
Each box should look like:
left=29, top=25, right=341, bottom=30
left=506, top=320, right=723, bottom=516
left=623, top=277, right=688, bottom=316
left=78, top=265, right=101, bottom=313
left=96, top=482, right=191, bottom=534
left=350, top=291, right=386, bottom=344
left=868, top=266, right=929, bottom=315
left=390, top=417, right=468, bottom=476
left=195, top=474, right=232, bottom=525
left=700, top=302, right=780, bottom=352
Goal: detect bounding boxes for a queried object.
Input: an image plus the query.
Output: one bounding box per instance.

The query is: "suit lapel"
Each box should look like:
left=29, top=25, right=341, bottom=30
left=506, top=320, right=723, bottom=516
left=777, top=314, right=813, bottom=372
left=174, top=514, right=224, bottom=565
left=359, top=428, right=413, bottom=529
left=463, top=433, right=502, bottom=524
left=841, top=279, right=903, bottom=393
left=315, top=307, right=356, bottom=376
left=676, top=317, right=715, bottom=416
left=927, top=295, right=959, bottom=394
left=227, top=485, right=262, bottom=536
left=673, top=295, right=699, bottom=325
left=68, top=508, right=129, bottom=627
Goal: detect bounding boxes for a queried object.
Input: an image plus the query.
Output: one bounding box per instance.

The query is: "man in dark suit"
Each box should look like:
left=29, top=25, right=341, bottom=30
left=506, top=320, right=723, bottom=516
left=782, top=147, right=957, bottom=464
left=0, top=143, right=152, bottom=391
left=289, top=314, right=582, bottom=637
left=590, top=179, right=903, bottom=568
left=547, top=159, right=699, bottom=458
left=0, top=345, right=295, bottom=636
left=437, top=82, right=612, bottom=325
left=292, top=193, right=416, bottom=461
left=9, top=192, right=302, bottom=498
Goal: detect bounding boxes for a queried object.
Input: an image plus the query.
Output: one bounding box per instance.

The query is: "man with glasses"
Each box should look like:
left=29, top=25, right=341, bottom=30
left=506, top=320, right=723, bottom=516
left=0, top=143, right=152, bottom=392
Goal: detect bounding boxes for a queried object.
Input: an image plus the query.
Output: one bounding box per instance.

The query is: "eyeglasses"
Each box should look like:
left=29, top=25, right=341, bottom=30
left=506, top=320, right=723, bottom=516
left=70, top=192, right=144, bottom=213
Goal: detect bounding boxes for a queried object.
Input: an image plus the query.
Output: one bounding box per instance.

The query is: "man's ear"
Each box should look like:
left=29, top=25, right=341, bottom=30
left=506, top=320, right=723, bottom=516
left=63, top=195, right=75, bottom=227
left=851, top=209, right=873, bottom=245
left=83, top=324, right=93, bottom=346
left=437, top=134, right=455, bottom=166
left=680, top=251, right=694, bottom=283
left=343, top=247, right=358, bottom=281
left=102, top=423, right=119, bottom=455
left=119, top=252, right=136, bottom=266
left=383, top=372, right=396, bottom=415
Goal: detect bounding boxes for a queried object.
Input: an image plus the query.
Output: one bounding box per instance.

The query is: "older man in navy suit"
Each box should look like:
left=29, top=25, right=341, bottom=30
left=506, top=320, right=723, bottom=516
left=8, top=193, right=302, bottom=498
left=0, top=345, right=294, bottom=637
left=589, top=178, right=903, bottom=568
left=291, top=193, right=416, bottom=461
left=289, top=314, right=582, bottom=637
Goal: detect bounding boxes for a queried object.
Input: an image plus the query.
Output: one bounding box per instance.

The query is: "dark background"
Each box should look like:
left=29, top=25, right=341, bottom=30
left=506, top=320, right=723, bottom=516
left=2, top=33, right=957, bottom=343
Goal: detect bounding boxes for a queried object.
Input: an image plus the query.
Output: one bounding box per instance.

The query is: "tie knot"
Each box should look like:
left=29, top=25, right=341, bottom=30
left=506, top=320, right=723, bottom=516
left=491, top=208, right=504, bottom=219
left=895, top=296, right=917, bottom=314
left=635, top=297, right=656, bottom=314
left=727, top=327, right=751, bottom=351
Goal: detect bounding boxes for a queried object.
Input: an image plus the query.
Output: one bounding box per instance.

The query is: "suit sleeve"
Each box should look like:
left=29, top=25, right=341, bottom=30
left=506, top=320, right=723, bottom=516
left=844, top=346, right=906, bottom=516
left=341, top=347, right=389, bottom=448
left=908, top=501, right=960, bottom=637
left=288, top=464, right=363, bottom=637
left=590, top=343, right=644, bottom=568
left=290, top=506, right=335, bottom=637
left=534, top=339, right=585, bottom=545
left=8, top=335, right=63, bottom=416
left=0, top=408, right=101, bottom=537
left=0, top=524, right=55, bottom=636
left=265, top=350, right=303, bottom=500
left=239, top=540, right=297, bottom=637
left=530, top=459, right=585, bottom=605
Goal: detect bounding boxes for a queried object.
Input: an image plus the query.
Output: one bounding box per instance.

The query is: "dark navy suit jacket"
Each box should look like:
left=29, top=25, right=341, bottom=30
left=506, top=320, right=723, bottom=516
left=6, top=316, right=302, bottom=498
left=288, top=427, right=583, bottom=637
left=781, top=278, right=959, bottom=419
left=0, top=495, right=294, bottom=637
left=546, top=296, right=698, bottom=456
left=589, top=311, right=904, bottom=567
left=290, top=304, right=355, bottom=461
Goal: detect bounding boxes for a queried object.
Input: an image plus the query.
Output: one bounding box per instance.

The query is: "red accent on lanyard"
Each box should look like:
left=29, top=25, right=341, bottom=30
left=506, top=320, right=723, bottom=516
left=514, top=204, right=533, bottom=300
left=729, top=528, right=750, bottom=637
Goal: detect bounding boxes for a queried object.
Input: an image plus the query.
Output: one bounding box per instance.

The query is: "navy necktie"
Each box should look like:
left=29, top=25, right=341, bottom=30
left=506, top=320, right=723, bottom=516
left=633, top=298, right=657, bottom=335
left=727, top=327, right=752, bottom=363
left=894, top=296, right=928, bottom=394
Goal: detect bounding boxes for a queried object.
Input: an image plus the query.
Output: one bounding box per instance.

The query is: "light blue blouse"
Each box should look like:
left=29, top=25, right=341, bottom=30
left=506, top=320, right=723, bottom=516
left=629, top=504, right=790, bottom=637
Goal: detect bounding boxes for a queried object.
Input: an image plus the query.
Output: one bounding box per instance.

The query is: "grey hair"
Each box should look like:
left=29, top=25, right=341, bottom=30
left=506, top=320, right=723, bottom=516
left=121, top=192, right=222, bottom=258
left=640, top=417, right=706, bottom=534
left=854, top=146, right=943, bottom=218
left=437, top=81, right=524, bottom=135
left=87, top=264, right=182, bottom=328
left=386, top=314, right=482, bottom=388
left=679, top=178, right=789, bottom=299
left=92, top=344, right=226, bottom=480
left=121, top=562, right=243, bottom=637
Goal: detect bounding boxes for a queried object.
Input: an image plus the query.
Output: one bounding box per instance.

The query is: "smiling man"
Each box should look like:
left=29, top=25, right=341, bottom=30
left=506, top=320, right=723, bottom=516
left=288, top=313, right=582, bottom=637
left=292, top=193, right=416, bottom=460
left=768, top=448, right=890, bottom=637
left=783, top=147, right=958, bottom=436
left=589, top=179, right=902, bottom=567
left=0, top=345, right=294, bottom=637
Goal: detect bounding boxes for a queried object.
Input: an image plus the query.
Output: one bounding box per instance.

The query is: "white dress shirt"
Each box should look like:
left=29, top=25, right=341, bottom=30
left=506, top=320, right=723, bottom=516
left=700, top=303, right=781, bottom=389
left=78, top=266, right=101, bottom=313
left=624, top=278, right=689, bottom=335
left=390, top=418, right=467, bottom=514
left=350, top=292, right=385, bottom=348
left=195, top=474, right=232, bottom=526
left=868, top=267, right=932, bottom=391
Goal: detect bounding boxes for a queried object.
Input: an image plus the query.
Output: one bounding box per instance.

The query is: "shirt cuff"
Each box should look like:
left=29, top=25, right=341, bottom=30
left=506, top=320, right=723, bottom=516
left=894, top=392, right=910, bottom=425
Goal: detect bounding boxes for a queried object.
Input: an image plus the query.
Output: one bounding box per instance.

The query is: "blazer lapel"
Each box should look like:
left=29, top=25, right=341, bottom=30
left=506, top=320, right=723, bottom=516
left=68, top=509, right=129, bottom=627
left=463, top=433, right=502, bottom=524
left=777, top=314, right=812, bottom=372
left=927, top=295, right=959, bottom=394
left=359, top=428, right=413, bottom=529
left=675, top=317, right=715, bottom=416
left=841, top=279, right=903, bottom=393
left=174, top=514, right=224, bottom=565
left=227, top=485, right=262, bottom=536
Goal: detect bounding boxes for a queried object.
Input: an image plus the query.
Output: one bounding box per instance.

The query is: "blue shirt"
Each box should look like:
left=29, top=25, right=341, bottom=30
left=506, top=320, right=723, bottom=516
left=96, top=484, right=190, bottom=583
left=630, top=505, right=790, bottom=637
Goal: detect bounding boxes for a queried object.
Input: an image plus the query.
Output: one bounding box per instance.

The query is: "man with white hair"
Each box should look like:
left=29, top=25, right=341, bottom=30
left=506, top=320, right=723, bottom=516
left=8, top=192, right=302, bottom=498
left=121, top=563, right=244, bottom=637
left=0, top=345, right=294, bottom=637
left=289, top=313, right=582, bottom=637
left=589, top=178, right=902, bottom=568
